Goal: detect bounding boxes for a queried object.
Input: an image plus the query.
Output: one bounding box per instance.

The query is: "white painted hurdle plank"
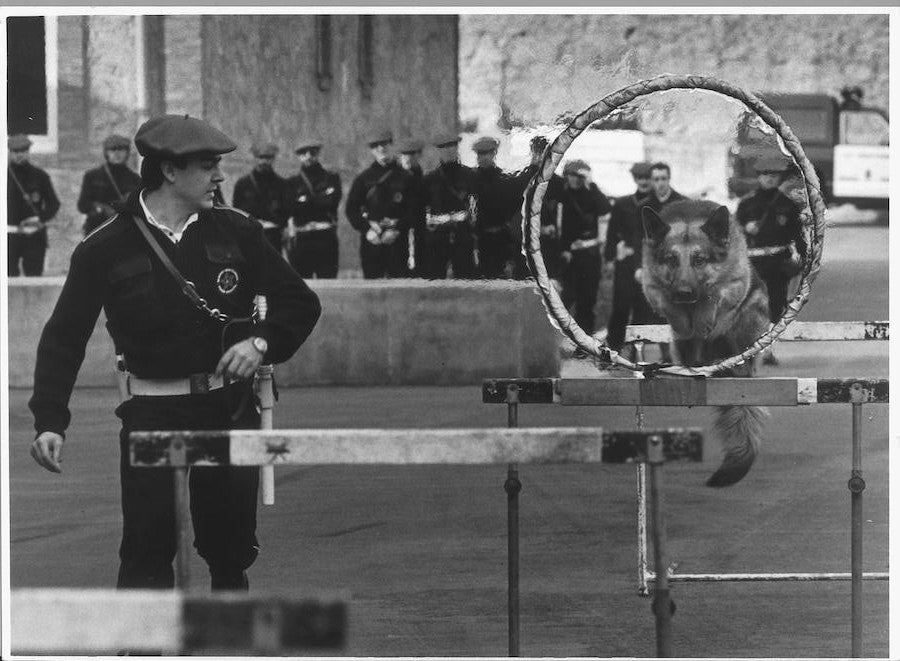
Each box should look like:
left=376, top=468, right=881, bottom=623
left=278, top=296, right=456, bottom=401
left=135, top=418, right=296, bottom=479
left=625, top=320, right=889, bottom=344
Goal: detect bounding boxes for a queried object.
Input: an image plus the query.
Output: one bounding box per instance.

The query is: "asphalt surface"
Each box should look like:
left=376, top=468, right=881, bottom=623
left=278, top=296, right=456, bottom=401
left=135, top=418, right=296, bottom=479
left=7, top=224, right=890, bottom=657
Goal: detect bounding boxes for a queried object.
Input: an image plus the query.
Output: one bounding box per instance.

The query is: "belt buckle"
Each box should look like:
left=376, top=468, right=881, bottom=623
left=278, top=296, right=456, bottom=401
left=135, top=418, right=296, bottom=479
left=189, top=373, right=211, bottom=394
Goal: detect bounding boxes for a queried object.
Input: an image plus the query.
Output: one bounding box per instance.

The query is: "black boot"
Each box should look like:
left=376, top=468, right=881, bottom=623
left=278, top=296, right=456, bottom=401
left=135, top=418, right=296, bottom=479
left=210, top=567, right=249, bottom=591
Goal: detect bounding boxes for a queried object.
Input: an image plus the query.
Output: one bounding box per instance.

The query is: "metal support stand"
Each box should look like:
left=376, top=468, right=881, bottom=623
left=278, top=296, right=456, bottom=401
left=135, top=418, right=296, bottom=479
left=505, top=384, right=521, bottom=657
left=848, top=388, right=867, bottom=658
left=647, top=435, right=673, bottom=657
left=171, top=437, right=191, bottom=590
left=635, top=404, right=650, bottom=596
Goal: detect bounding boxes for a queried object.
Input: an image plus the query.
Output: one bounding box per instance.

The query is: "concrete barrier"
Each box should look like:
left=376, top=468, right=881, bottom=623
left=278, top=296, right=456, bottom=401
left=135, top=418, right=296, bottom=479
left=7, top=278, right=559, bottom=387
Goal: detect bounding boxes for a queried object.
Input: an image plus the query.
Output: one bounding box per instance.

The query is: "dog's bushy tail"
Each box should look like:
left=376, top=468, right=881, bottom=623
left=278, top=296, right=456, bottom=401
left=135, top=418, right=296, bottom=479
left=706, top=405, right=768, bottom=487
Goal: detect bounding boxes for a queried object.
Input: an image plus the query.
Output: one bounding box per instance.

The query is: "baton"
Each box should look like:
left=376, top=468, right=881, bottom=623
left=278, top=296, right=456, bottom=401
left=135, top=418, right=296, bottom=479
left=255, top=295, right=276, bottom=505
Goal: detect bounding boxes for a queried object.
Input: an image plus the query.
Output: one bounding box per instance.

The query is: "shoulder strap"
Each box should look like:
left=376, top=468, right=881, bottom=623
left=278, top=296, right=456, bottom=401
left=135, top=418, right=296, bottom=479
left=8, top=167, right=42, bottom=217
left=438, top=165, right=467, bottom=202
left=295, top=167, right=316, bottom=197
left=102, top=163, right=127, bottom=201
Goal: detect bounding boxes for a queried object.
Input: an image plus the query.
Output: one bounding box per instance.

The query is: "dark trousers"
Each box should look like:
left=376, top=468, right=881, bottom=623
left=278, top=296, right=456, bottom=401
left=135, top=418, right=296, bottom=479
left=289, top=230, right=339, bottom=279
left=8, top=232, right=47, bottom=276
left=561, top=247, right=602, bottom=335
left=116, top=385, right=260, bottom=590
left=753, top=257, right=790, bottom=322
left=606, top=262, right=655, bottom=349
left=478, top=231, right=511, bottom=279
left=424, top=225, right=476, bottom=279
left=360, top=237, right=409, bottom=278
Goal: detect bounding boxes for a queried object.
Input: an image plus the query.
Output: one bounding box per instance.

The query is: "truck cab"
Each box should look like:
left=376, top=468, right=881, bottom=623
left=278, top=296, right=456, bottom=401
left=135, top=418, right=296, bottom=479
left=727, top=89, right=889, bottom=209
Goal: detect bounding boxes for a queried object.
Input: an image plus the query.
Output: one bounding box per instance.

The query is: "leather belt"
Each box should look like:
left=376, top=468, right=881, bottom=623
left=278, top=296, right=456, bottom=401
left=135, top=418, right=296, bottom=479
left=118, top=371, right=229, bottom=400
left=426, top=210, right=468, bottom=229
left=296, top=221, right=336, bottom=233
left=569, top=237, right=601, bottom=251
left=748, top=244, right=791, bottom=257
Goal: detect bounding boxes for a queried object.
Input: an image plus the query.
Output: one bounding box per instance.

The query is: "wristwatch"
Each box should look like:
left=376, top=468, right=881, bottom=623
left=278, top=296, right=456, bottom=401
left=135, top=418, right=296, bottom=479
left=251, top=336, right=268, bottom=355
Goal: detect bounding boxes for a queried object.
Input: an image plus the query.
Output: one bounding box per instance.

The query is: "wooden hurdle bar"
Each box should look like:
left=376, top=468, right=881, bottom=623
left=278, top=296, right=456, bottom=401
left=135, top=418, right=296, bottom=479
left=10, top=588, right=346, bottom=655
left=130, top=425, right=705, bottom=658
left=484, top=370, right=889, bottom=659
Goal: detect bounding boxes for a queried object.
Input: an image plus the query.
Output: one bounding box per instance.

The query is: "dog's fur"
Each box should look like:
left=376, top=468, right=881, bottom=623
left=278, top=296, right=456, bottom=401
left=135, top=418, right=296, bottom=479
left=641, top=200, right=770, bottom=487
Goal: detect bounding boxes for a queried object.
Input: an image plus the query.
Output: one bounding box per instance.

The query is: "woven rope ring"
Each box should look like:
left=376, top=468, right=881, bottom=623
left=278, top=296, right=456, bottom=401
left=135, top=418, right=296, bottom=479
left=522, top=74, right=827, bottom=377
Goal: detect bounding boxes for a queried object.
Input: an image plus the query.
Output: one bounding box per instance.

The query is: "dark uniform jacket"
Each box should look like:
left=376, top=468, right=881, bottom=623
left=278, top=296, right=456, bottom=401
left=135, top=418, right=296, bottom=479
left=509, top=164, right=564, bottom=232
left=736, top=188, right=803, bottom=251
left=7, top=161, right=60, bottom=228
left=560, top=185, right=611, bottom=247
left=232, top=167, right=288, bottom=228
left=604, top=191, right=653, bottom=268
left=284, top=163, right=342, bottom=229
left=403, top=165, right=426, bottom=232
left=346, top=160, right=413, bottom=232
left=29, top=190, right=321, bottom=437
left=77, top=162, right=142, bottom=234
left=472, top=165, right=513, bottom=233
left=422, top=161, right=475, bottom=217
left=645, top=189, right=686, bottom=213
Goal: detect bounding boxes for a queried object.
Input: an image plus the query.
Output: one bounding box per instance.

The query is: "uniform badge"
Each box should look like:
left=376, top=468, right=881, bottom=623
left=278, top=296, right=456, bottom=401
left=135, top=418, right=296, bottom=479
left=298, top=194, right=308, bottom=203
left=216, top=268, right=239, bottom=294
left=393, top=192, right=403, bottom=203
left=776, top=214, right=788, bottom=226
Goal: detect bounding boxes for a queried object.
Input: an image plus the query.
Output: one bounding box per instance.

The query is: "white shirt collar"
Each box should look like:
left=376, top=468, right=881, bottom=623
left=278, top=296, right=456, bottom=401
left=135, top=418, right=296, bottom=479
left=139, top=190, right=199, bottom=244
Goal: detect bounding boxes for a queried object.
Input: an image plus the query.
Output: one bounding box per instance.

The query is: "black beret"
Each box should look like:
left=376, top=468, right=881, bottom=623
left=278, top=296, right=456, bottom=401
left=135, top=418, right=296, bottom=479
left=433, top=133, right=461, bottom=148
left=8, top=134, right=32, bottom=151
left=367, top=130, right=394, bottom=147
left=103, top=134, right=132, bottom=150
left=472, top=136, right=500, bottom=153
left=295, top=139, right=323, bottom=153
left=629, top=161, right=653, bottom=177
left=396, top=139, right=424, bottom=155
left=251, top=142, right=279, bottom=157
left=134, top=114, right=237, bottom=158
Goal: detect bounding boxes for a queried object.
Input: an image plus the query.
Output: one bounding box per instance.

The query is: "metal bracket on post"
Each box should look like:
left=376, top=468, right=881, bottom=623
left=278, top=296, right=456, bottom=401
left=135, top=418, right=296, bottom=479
left=505, top=383, right=521, bottom=657
left=170, top=434, right=192, bottom=591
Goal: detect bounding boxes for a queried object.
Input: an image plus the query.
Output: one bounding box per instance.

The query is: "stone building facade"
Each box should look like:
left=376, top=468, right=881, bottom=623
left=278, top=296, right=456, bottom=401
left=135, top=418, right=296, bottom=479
left=8, top=14, right=459, bottom=275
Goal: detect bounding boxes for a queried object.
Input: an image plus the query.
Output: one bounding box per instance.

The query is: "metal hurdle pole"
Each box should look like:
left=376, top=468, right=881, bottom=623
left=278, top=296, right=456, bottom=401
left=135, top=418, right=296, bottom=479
left=505, top=384, right=521, bottom=657
left=849, top=383, right=867, bottom=658
left=646, top=434, right=672, bottom=657
left=256, top=295, right=275, bottom=506
left=170, top=437, right=192, bottom=590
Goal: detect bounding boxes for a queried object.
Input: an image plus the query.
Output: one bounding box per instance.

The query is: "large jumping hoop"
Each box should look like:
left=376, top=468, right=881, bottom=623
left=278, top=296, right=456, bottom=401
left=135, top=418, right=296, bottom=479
left=523, top=74, right=828, bottom=376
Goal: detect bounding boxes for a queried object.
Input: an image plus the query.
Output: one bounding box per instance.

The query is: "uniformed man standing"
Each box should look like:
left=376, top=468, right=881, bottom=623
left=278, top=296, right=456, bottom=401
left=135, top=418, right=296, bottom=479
left=28, top=115, right=321, bottom=590
left=283, top=139, right=342, bottom=279
left=396, top=140, right=427, bottom=277
left=737, top=155, right=804, bottom=365
left=232, top=142, right=288, bottom=251
left=77, top=134, right=142, bottom=235
left=421, top=134, right=477, bottom=279
left=345, top=131, right=413, bottom=278
left=471, top=136, right=514, bottom=278
left=508, top=135, right=565, bottom=280
left=559, top=160, right=611, bottom=335
left=7, top=134, right=60, bottom=276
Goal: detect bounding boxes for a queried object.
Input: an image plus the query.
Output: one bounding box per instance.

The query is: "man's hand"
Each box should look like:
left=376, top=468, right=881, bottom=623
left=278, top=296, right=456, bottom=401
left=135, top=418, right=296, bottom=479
left=616, top=240, right=635, bottom=262
left=745, top=221, right=760, bottom=236
left=634, top=267, right=643, bottom=284
left=31, top=432, right=64, bottom=473
left=215, top=338, right=264, bottom=381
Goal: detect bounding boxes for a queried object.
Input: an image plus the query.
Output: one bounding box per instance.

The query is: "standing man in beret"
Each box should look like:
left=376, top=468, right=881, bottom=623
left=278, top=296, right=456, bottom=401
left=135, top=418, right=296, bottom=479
left=396, top=140, right=427, bottom=277
left=559, top=160, right=611, bottom=336
left=421, top=134, right=477, bottom=279
left=283, top=139, right=342, bottom=279
left=604, top=161, right=655, bottom=355
left=7, top=134, right=60, bottom=276
left=345, top=131, right=413, bottom=278
left=232, top=142, right=289, bottom=252
left=28, top=114, right=321, bottom=591
left=737, top=155, right=804, bottom=365
left=470, top=136, right=514, bottom=279
left=77, top=134, right=142, bottom=236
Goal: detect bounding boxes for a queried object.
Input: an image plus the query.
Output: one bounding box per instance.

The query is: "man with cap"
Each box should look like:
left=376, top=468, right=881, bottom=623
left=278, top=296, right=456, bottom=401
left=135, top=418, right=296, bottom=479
left=232, top=141, right=289, bottom=251
left=7, top=134, right=61, bottom=276
left=471, top=136, right=515, bottom=279
left=77, top=134, right=142, bottom=236
left=737, top=155, right=804, bottom=365
left=396, top=139, right=427, bottom=277
left=28, top=114, right=321, bottom=591
left=283, top=139, right=342, bottom=278
left=421, top=133, right=477, bottom=279
left=508, top=134, right=565, bottom=280
left=604, top=161, right=656, bottom=354
left=559, top=159, right=612, bottom=336
left=346, top=130, right=414, bottom=278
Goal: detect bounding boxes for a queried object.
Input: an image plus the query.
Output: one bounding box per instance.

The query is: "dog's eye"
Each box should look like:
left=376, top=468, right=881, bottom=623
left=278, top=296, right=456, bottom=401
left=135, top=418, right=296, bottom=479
left=691, top=254, right=708, bottom=267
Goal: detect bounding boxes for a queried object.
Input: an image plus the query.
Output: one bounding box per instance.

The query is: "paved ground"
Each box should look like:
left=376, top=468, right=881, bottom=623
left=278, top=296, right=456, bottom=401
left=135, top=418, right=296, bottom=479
left=7, top=224, right=890, bottom=657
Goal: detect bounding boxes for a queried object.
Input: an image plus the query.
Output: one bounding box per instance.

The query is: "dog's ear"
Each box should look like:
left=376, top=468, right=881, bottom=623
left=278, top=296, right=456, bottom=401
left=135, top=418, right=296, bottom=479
left=641, top=207, right=670, bottom=242
left=700, top=205, right=731, bottom=245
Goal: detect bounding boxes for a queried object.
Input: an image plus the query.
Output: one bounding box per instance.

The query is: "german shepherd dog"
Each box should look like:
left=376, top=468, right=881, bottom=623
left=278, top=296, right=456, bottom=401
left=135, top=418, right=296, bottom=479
left=641, top=200, right=770, bottom=486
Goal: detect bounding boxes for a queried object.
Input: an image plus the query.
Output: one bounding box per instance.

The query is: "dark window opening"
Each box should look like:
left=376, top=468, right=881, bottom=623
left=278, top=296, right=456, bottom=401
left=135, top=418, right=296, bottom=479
left=358, top=16, right=374, bottom=99
left=7, top=16, right=48, bottom=135
left=315, top=16, right=333, bottom=91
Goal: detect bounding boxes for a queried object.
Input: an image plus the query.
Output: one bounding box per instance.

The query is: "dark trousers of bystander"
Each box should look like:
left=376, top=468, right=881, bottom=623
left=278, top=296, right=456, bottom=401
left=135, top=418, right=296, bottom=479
left=360, top=238, right=409, bottom=279
left=289, top=230, right=339, bottom=279
left=477, top=231, right=511, bottom=279
left=116, top=384, right=260, bottom=590
left=423, top=226, right=476, bottom=279
left=8, top=233, right=47, bottom=276
left=752, top=257, right=790, bottom=323
left=561, top=247, right=602, bottom=335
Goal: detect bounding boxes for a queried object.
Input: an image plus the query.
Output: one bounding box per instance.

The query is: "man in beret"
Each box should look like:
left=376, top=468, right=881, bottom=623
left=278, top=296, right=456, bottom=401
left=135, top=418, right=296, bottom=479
left=345, top=130, right=414, bottom=278
left=283, top=139, right=342, bottom=278
left=7, top=134, right=60, bottom=276
left=421, top=134, right=477, bottom=279
left=559, top=160, right=611, bottom=336
left=28, top=114, right=321, bottom=591
left=396, top=139, right=427, bottom=277
left=232, top=142, right=289, bottom=251
left=77, top=134, right=142, bottom=236
left=471, top=136, right=514, bottom=278
left=737, top=155, right=804, bottom=365
left=508, top=134, right=565, bottom=280
left=604, top=161, right=655, bottom=354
